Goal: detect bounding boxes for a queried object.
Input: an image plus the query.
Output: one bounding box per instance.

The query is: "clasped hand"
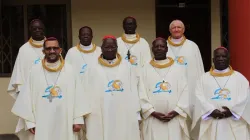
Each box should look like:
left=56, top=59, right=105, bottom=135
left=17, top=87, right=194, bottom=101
left=210, top=106, right=233, bottom=119
left=151, top=111, right=179, bottom=122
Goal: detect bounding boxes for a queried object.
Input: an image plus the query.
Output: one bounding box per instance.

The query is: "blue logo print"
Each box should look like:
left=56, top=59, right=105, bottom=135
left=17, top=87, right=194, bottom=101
left=42, top=85, right=62, bottom=102
left=211, top=88, right=231, bottom=101
left=80, top=64, right=87, bottom=74
left=153, top=82, right=172, bottom=94
left=105, top=80, right=124, bottom=92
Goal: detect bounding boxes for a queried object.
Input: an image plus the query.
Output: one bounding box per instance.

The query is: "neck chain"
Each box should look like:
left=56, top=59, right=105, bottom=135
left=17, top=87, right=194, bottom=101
left=213, top=75, right=231, bottom=90
left=152, top=58, right=173, bottom=83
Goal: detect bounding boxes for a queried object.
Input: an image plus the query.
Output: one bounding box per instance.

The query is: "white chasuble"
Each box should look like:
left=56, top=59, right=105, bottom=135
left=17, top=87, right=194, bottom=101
left=192, top=71, right=250, bottom=140
left=8, top=41, right=44, bottom=99
left=140, top=61, right=191, bottom=140
left=167, top=39, right=204, bottom=112
left=7, top=40, right=44, bottom=140
left=85, top=59, right=142, bottom=140
left=117, top=36, right=152, bottom=68
left=11, top=62, right=91, bottom=140
left=65, top=44, right=101, bottom=140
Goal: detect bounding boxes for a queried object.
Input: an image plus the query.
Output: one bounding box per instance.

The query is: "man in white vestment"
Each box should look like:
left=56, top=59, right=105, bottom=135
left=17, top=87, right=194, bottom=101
left=192, top=47, right=250, bottom=140
left=117, top=16, right=151, bottom=68
left=85, top=35, right=143, bottom=140
left=8, top=19, right=46, bottom=99
left=65, top=26, right=101, bottom=75
left=167, top=20, right=204, bottom=112
left=65, top=27, right=101, bottom=140
left=7, top=19, right=46, bottom=140
left=140, top=37, right=191, bottom=140
left=11, top=37, right=91, bottom=140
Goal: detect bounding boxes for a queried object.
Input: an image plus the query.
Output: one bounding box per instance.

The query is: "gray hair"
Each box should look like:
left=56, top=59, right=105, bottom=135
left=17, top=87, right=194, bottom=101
left=169, top=20, right=185, bottom=30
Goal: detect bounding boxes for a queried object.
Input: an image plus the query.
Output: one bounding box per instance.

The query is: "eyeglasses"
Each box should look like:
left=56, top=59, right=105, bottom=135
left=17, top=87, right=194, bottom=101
left=44, top=47, right=60, bottom=51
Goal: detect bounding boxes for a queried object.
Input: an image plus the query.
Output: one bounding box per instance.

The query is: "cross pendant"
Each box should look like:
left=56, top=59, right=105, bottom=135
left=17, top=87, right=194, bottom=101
left=127, top=50, right=131, bottom=60
left=48, top=94, right=53, bottom=103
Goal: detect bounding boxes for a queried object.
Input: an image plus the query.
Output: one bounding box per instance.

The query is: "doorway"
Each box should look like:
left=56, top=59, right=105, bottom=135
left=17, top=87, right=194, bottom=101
left=155, top=0, right=211, bottom=71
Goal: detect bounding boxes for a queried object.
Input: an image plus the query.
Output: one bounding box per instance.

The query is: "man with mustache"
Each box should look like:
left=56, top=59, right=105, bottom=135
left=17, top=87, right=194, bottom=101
left=117, top=16, right=151, bottom=68
left=65, top=26, right=101, bottom=140
left=140, top=38, right=191, bottom=140
left=7, top=19, right=46, bottom=140
left=85, top=35, right=144, bottom=140
left=11, top=37, right=90, bottom=140
left=192, top=47, right=250, bottom=140
left=167, top=20, right=204, bottom=114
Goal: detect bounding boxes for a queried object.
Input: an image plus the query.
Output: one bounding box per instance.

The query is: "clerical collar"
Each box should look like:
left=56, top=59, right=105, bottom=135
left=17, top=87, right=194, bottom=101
left=31, top=38, right=45, bottom=45
left=80, top=43, right=93, bottom=51
left=102, top=56, right=117, bottom=64
left=124, top=34, right=137, bottom=41
left=153, top=58, right=170, bottom=64
left=209, top=66, right=234, bottom=77
left=213, top=67, right=230, bottom=74
left=150, top=57, right=174, bottom=68
left=171, top=36, right=184, bottom=44
left=98, top=53, right=122, bottom=67
left=45, top=59, right=61, bottom=69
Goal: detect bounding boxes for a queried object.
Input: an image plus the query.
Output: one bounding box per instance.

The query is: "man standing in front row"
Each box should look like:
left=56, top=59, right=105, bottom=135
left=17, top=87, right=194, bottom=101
left=11, top=37, right=91, bottom=140
left=140, top=38, right=191, bottom=140
left=85, top=35, right=144, bottom=140
left=65, top=26, right=101, bottom=140
left=192, top=47, right=250, bottom=140
left=117, top=16, right=151, bottom=68
left=167, top=20, right=204, bottom=113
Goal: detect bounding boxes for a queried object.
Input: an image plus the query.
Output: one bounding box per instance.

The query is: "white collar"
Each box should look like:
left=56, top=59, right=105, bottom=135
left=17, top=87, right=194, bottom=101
left=32, top=38, right=44, bottom=45
left=45, top=59, right=61, bottom=69
left=102, top=56, right=117, bottom=64
left=80, top=43, right=93, bottom=51
left=153, top=58, right=170, bottom=64
left=124, top=34, right=137, bottom=41
left=170, top=36, right=183, bottom=44
left=213, top=67, right=230, bottom=73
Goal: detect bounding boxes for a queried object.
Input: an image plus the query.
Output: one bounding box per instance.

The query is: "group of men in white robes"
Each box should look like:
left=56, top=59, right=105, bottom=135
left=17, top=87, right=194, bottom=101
left=7, top=17, right=250, bottom=140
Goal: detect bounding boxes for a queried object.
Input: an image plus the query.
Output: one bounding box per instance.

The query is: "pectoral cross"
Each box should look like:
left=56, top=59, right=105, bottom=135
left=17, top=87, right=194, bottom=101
left=127, top=50, right=131, bottom=60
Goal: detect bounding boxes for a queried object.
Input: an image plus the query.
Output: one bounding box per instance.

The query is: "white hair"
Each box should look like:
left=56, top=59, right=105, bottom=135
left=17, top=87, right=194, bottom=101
left=169, top=20, right=185, bottom=30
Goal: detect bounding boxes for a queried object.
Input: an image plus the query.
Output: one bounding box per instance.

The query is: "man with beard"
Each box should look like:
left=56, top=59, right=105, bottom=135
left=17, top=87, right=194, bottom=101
left=167, top=20, right=204, bottom=114
left=7, top=19, right=46, bottom=140
left=117, top=16, right=151, bottom=68
left=65, top=26, right=101, bottom=140
left=140, top=38, right=191, bottom=140
left=85, top=35, right=143, bottom=140
left=192, top=47, right=250, bottom=140
left=11, top=37, right=91, bottom=140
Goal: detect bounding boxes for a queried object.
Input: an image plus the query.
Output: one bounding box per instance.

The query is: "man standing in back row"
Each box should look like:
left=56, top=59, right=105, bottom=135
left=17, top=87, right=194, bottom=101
left=8, top=19, right=46, bottom=140
left=117, top=16, right=151, bottom=68
left=167, top=19, right=204, bottom=113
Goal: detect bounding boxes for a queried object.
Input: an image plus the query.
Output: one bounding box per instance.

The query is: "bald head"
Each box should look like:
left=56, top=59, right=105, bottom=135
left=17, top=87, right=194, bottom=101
left=169, top=20, right=185, bottom=39
left=29, top=19, right=45, bottom=41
